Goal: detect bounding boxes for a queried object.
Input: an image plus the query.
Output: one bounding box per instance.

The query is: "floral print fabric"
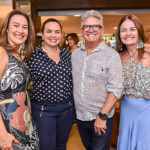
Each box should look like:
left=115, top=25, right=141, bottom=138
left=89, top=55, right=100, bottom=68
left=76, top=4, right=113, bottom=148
left=0, top=51, right=39, bottom=150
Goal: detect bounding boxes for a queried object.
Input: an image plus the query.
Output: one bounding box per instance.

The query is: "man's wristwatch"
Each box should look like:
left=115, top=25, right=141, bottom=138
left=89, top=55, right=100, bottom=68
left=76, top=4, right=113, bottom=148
left=98, top=112, right=108, bottom=120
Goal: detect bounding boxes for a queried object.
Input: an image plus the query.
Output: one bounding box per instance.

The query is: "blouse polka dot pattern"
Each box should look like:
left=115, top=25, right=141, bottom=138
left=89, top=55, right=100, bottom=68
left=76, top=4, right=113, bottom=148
left=27, top=45, right=73, bottom=103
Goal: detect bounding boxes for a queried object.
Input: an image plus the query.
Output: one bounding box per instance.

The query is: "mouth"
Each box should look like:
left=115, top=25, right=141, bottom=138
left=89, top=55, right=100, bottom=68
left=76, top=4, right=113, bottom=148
left=87, top=34, right=97, bottom=37
left=15, top=34, right=25, bottom=39
left=124, top=37, right=134, bottom=41
left=49, top=39, right=57, bottom=42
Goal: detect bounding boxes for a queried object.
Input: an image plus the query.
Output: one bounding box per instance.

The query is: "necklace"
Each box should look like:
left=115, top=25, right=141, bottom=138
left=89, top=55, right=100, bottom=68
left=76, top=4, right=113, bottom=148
left=11, top=52, right=21, bottom=60
left=127, top=49, right=137, bottom=59
left=16, top=54, right=20, bottom=58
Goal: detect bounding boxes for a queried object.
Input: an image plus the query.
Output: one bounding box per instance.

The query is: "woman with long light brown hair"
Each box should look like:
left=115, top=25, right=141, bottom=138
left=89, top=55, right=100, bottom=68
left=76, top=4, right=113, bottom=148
left=0, top=10, right=39, bottom=150
left=116, top=15, right=150, bottom=150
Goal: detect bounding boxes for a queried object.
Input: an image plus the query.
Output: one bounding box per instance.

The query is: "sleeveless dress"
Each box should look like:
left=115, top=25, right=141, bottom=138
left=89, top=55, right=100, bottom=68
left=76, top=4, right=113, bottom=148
left=117, top=58, right=150, bottom=150
left=0, top=51, right=39, bottom=150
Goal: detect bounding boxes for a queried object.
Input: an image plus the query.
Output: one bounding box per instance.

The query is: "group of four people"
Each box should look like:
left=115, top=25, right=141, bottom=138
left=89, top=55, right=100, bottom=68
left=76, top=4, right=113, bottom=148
left=0, top=9, right=150, bottom=150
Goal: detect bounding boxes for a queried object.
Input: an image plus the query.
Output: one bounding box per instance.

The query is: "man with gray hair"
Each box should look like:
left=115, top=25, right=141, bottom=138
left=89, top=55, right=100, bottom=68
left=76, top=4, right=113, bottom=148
left=72, top=10, right=123, bottom=150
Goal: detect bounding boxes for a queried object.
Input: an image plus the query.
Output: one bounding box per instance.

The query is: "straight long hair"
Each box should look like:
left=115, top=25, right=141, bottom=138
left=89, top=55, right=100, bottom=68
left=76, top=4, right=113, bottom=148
left=116, top=15, right=145, bottom=53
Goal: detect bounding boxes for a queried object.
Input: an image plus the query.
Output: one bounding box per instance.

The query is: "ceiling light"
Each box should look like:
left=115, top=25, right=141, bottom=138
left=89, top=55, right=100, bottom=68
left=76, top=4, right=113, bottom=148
left=73, top=15, right=81, bottom=17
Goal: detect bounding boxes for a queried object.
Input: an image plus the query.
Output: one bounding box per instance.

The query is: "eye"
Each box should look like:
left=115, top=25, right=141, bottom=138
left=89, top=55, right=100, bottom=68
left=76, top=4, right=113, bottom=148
left=84, top=25, right=90, bottom=29
left=130, top=27, right=136, bottom=31
left=47, top=29, right=52, bottom=33
left=13, top=24, right=19, bottom=27
left=93, top=25, right=99, bottom=28
left=55, top=30, right=61, bottom=34
left=120, top=28, right=126, bottom=33
left=23, top=26, right=28, bottom=30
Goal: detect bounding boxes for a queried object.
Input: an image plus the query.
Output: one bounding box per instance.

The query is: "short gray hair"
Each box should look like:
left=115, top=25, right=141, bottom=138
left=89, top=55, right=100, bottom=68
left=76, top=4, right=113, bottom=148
left=81, top=10, right=103, bottom=28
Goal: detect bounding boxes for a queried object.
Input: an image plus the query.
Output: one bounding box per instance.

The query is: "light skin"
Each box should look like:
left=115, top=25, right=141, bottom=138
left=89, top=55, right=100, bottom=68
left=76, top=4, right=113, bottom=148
left=7, top=15, right=28, bottom=51
left=81, top=16, right=118, bottom=135
left=67, top=36, right=78, bottom=53
left=0, top=14, right=29, bottom=150
left=42, top=22, right=62, bottom=64
left=120, top=19, right=150, bottom=99
left=81, top=17, right=104, bottom=55
left=67, top=36, right=75, bottom=48
left=120, top=19, right=150, bottom=69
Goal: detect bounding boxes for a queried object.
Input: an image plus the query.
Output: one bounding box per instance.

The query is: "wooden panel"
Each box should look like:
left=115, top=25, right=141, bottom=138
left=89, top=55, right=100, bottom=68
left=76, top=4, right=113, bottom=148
left=35, top=0, right=150, bottom=10
left=31, top=0, right=42, bottom=46
left=12, top=0, right=16, bottom=9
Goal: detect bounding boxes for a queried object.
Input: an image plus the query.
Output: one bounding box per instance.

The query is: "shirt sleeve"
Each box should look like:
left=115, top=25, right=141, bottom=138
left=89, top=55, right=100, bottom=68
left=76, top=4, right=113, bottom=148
left=107, top=52, right=123, bottom=99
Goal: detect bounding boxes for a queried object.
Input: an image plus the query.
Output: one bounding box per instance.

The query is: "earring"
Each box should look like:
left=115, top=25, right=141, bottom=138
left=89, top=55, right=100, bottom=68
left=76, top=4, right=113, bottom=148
left=19, top=43, right=25, bottom=54
left=19, top=43, right=25, bottom=59
left=120, top=44, right=123, bottom=51
left=137, top=40, right=144, bottom=49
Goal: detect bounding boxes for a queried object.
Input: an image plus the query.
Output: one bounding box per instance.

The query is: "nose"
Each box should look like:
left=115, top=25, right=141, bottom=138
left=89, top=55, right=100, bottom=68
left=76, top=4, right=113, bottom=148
left=18, top=27, right=23, bottom=33
left=51, top=32, right=56, bottom=37
left=126, top=30, right=131, bottom=35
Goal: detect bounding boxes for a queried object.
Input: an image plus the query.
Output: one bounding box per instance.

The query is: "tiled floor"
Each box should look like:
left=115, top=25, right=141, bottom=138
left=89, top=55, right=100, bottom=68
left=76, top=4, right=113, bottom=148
left=67, top=123, right=117, bottom=150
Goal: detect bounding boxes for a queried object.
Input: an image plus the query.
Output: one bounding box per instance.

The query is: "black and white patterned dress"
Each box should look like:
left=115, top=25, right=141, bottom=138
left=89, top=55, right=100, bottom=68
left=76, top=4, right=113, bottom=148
left=0, top=51, right=39, bottom=150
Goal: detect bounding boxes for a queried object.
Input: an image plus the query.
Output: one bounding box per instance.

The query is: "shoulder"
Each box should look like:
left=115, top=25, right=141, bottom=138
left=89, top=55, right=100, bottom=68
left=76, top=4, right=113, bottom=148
left=61, top=47, right=70, bottom=54
left=72, top=47, right=81, bottom=58
left=0, top=46, right=9, bottom=80
left=0, top=46, right=8, bottom=60
left=101, top=43, right=120, bottom=58
left=30, top=46, right=42, bottom=59
left=33, top=45, right=42, bottom=55
left=61, top=47, right=71, bottom=59
left=27, top=46, right=41, bottom=67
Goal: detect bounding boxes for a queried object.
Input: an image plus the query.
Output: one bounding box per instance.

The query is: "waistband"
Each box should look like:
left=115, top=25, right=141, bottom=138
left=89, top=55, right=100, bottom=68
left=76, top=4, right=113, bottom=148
left=123, top=95, right=150, bottom=102
left=31, top=97, right=72, bottom=106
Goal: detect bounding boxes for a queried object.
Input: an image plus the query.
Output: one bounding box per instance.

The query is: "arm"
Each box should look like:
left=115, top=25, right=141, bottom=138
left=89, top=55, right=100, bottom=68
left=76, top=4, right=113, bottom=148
left=0, top=115, right=19, bottom=150
left=0, top=47, right=19, bottom=150
left=94, top=52, right=123, bottom=135
left=144, top=43, right=150, bottom=52
left=94, top=93, right=118, bottom=135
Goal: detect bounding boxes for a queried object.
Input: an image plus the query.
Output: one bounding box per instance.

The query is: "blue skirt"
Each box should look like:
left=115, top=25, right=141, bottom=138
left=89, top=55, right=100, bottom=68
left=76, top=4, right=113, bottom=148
left=117, top=96, right=150, bottom=150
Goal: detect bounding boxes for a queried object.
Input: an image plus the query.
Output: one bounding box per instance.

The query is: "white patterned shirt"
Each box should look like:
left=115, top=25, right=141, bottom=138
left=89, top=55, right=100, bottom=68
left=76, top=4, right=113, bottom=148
left=72, top=42, right=123, bottom=121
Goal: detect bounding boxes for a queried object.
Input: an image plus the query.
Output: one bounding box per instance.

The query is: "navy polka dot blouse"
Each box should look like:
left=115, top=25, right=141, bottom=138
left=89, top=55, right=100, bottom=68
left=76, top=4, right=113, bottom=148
left=27, top=45, right=73, bottom=103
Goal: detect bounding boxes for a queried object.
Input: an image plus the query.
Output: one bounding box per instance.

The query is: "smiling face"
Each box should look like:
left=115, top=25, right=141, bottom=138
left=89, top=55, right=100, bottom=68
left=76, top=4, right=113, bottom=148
left=120, top=19, right=138, bottom=47
left=67, top=36, right=75, bottom=48
left=42, top=21, right=62, bottom=48
left=81, top=17, right=104, bottom=46
left=7, top=14, right=28, bottom=47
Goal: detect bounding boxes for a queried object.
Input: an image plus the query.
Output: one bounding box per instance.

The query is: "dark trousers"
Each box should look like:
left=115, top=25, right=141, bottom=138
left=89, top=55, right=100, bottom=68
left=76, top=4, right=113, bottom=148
left=31, top=100, right=75, bottom=150
left=77, top=117, right=113, bottom=150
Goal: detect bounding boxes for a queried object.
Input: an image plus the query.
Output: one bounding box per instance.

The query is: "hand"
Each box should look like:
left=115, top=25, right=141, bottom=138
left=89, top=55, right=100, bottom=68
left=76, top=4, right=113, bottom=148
left=94, top=115, right=107, bottom=135
left=0, top=132, right=19, bottom=150
left=144, top=43, right=150, bottom=52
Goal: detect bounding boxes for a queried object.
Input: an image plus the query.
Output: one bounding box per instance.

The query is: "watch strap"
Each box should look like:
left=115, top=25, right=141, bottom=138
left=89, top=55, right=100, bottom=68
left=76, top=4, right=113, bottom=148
left=98, top=112, right=108, bottom=120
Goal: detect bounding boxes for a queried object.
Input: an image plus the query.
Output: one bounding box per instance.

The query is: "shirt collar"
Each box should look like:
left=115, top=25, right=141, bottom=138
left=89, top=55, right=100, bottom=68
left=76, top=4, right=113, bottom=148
left=81, top=41, right=105, bottom=53
left=36, top=43, right=65, bottom=56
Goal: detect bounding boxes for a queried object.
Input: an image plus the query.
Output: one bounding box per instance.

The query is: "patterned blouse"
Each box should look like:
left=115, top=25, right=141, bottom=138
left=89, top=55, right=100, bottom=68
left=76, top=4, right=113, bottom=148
left=0, top=50, right=39, bottom=150
left=123, top=58, right=150, bottom=99
left=27, top=44, right=73, bottom=103
left=72, top=42, right=123, bottom=121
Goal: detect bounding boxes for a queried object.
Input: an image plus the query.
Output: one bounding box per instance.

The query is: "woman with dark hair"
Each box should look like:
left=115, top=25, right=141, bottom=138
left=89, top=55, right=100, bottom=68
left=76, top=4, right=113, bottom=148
left=116, top=15, right=150, bottom=150
left=0, top=10, right=39, bottom=150
left=27, top=18, right=75, bottom=150
left=65, top=33, right=79, bottom=53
